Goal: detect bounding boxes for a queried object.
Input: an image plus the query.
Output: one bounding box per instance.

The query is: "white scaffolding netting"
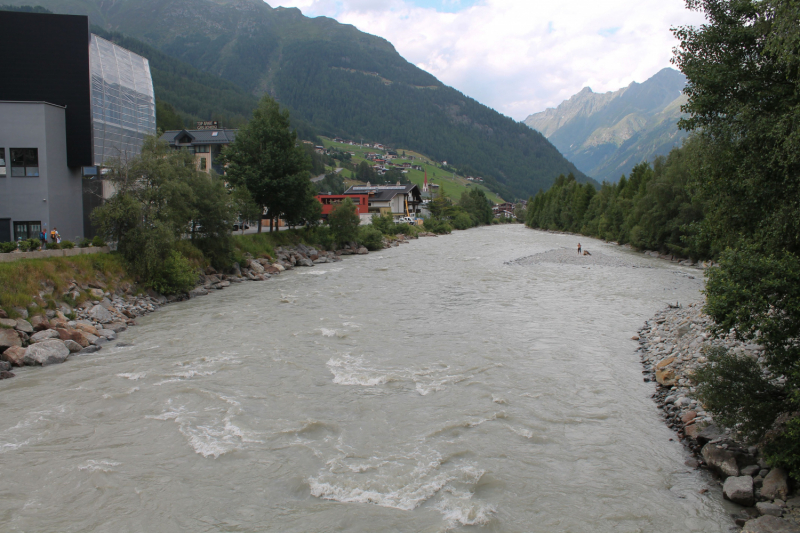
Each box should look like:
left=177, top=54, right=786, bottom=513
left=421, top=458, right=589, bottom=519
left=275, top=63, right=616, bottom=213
left=89, top=34, right=156, bottom=166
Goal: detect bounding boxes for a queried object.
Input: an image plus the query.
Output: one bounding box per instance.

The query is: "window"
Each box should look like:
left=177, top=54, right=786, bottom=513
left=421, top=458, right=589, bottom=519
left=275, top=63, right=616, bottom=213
left=199, top=157, right=207, bottom=170
left=14, top=221, right=41, bottom=241
left=10, top=149, right=39, bottom=177
left=195, top=145, right=210, bottom=154
left=0, top=148, right=5, bottom=176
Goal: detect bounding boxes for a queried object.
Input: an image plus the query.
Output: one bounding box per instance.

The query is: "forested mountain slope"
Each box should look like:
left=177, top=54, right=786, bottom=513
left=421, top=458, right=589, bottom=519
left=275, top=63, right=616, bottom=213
left=525, top=68, right=689, bottom=182
left=3, top=0, right=589, bottom=199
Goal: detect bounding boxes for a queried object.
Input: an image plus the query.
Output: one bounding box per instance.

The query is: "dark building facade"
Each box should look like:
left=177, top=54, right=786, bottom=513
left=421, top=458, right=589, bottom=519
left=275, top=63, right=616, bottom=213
left=0, top=11, right=92, bottom=168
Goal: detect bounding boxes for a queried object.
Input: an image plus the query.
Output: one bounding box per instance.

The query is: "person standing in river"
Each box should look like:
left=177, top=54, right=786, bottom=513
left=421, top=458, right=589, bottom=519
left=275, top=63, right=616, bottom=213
left=577, top=243, right=582, bottom=254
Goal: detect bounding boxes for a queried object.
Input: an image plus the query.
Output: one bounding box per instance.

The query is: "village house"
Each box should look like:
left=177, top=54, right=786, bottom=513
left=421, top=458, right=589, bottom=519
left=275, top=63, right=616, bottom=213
left=160, top=128, right=237, bottom=175
left=315, top=193, right=370, bottom=224
left=343, top=183, right=422, bottom=219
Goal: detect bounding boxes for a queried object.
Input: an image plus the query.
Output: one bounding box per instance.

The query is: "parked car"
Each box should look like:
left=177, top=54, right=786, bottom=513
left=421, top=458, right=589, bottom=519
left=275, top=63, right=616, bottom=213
left=395, top=216, right=417, bottom=225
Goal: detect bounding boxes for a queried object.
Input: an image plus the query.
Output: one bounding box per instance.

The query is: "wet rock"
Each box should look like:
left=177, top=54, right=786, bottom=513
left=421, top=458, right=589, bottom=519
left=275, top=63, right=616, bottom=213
left=757, top=502, right=784, bottom=517
left=106, top=323, right=127, bottom=333
left=189, top=287, right=209, bottom=298
left=742, top=516, right=800, bottom=533
left=742, top=465, right=761, bottom=477
left=0, top=328, right=22, bottom=351
left=23, top=339, right=70, bottom=365
left=761, top=468, right=790, bottom=501
left=702, top=443, right=740, bottom=477
left=77, top=345, right=102, bottom=355
left=88, top=304, right=112, bottom=323
left=15, top=319, right=34, bottom=334
left=0, top=370, right=14, bottom=379
left=96, top=328, right=116, bottom=340
left=723, top=476, right=755, bottom=506
left=63, top=340, right=83, bottom=353
left=1, top=346, right=26, bottom=366
left=29, top=329, right=61, bottom=343
left=357, top=247, right=368, bottom=255
left=696, top=424, right=724, bottom=445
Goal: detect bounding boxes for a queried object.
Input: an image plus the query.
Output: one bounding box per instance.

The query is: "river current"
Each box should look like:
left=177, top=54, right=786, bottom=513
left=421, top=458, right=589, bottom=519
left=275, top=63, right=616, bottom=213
left=0, top=226, right=736, bottom=532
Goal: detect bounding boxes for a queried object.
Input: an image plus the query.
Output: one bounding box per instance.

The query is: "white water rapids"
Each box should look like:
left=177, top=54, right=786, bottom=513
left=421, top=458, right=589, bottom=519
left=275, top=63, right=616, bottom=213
left=0, top=226, right=737, bottom=532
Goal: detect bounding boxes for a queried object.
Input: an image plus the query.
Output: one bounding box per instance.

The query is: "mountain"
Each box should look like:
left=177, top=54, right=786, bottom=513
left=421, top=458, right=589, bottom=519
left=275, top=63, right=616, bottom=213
left=2, top=0, right=591, bottom=200
left=524, top=68, right=689, bottom=182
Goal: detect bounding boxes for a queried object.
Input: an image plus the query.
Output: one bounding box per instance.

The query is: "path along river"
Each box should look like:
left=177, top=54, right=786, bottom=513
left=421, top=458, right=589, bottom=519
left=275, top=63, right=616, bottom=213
left=0, top=226, right=737, bottom=532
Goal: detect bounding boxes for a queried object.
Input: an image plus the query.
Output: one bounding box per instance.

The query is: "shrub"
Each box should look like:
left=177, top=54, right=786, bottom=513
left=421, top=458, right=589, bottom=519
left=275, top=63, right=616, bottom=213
left=148, top=250, right=198, bottom=295
left=371, top=214, right=396, bottom=235
left=48, top=242, right=61, bottom=250
left=452, top=212, right=474, bottom=230
left=313, top=226, right=337, bottom=251
left=92, top=236, right=106, bottom=247
left=61, top=240, right=75, bottom=249
left=328, top=199, right=360, bottom=246
left=0, top=242, right=17, bottom=253
left=423, top=218, right=452, bottom=234
left=358, top=225, right=384, bottom=251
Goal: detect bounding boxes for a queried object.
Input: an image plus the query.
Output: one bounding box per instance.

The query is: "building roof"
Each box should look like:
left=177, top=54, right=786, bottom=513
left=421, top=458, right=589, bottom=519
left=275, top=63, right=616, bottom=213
left=343, top=184, right=422, bottom=203
left=159, top=129, right=237, bottom=146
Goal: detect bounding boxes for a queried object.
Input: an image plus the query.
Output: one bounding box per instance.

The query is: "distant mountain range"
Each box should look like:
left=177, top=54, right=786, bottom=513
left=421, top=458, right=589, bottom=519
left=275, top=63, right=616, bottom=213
left=1, top=0, right=592, bottom=200
left=524, top=68, right=689, bottom=182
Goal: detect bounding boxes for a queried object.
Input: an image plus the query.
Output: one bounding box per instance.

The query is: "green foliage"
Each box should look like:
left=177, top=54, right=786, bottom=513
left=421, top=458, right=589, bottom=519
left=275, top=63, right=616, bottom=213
left=91, top=236, right=106, bottom=247
left=156, top=100, right=184, bottom=131
left=328, top=199, right=360, bottom=246
left=0, top=242, right=17, bottom=253
left=423, top=218, right=452, bottom=234
left=48, top=242, right=61, bottom=250
left=763, top=416, right=800, bottom=482
left=371, top=214, right=396, bottom=235
left=451, top=212, right=474, bottom=230
left=61, top=240, right=75, bottom=249
left=671, top=0, right=800, bottom=478
left=148, top=250, right=198, bottom=295
left=458, top=188, right=493, bottom=225
left=78, top=238, right=92, bottom=248
left=313, top=172, right=347, bottom=195
left=526, top=151, right=707, bottom=258
left=218, top=95, right=313, bottom=231
left=358, top=225, right=384, bottom=251
left=694, top=347, right=785, bottom=442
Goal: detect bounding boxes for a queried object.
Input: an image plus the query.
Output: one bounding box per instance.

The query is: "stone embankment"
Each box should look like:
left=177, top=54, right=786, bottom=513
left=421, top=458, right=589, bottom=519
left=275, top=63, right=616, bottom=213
left=637, top=303, right=799, bottom=531
left=0, top=235, right=421, bottom=378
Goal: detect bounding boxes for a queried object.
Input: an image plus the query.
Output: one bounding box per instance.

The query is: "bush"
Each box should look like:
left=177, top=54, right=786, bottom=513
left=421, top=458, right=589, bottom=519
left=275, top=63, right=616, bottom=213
left=0, top=242, right=17, bottom=253
left=79, top=238, right=92, bottom=248
left=61, top=240, right=75, bottom=249
left=452, top=212, right=474, bottom=230
left=423, top=218, right=452, bottom=234
left=371, top=214, right=396, bottom=235
left=20, top=239, right=40, bottom=252
left=313, top=226, right=337, bottom=251
left=148, top=250, right=198, bottom=295
left=91, top=236, right=106, bottom=247
left=48, top=242, right=61, bottom=250
left=328, top=199, right=360, bottom=246
left=358, top=225, right=384, bottom=251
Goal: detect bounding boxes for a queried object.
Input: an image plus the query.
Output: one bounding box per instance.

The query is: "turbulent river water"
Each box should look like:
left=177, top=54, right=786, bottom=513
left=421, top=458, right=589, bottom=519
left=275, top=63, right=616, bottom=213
left=0, top=226, right=737, bottom=532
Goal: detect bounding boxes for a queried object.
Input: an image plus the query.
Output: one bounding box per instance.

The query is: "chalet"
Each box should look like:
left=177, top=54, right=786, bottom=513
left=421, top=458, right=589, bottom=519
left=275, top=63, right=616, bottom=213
left=160, top=128, right=237, bottom=174
left=315, top=146, right=325, bottom=154
left=494, top=202, right=515, bottom=213
left=343, top=183, right=422, bottom=219
left=401, top=162, right=412, bottom=168
left=315, top=193, right=369, bottom=222
left=496, top=210, right=515, bottom=219
left=333, top=137, right=344, bottom=143
left=412, top=165, right=423, bottom=171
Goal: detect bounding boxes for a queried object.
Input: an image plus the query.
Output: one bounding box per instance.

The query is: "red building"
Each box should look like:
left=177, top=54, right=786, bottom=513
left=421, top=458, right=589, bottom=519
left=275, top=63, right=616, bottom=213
left=315, top=194, right=369, bottom=218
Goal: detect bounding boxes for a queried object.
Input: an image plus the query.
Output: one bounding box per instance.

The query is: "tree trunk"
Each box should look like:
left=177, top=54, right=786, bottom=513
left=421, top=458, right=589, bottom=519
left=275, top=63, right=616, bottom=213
left=258, top=208, right=263, bottom=234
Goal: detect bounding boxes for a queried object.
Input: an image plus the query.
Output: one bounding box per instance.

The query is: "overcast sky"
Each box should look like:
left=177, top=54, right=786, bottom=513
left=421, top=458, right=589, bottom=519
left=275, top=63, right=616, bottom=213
left=270, top=0, right=706, bottom=121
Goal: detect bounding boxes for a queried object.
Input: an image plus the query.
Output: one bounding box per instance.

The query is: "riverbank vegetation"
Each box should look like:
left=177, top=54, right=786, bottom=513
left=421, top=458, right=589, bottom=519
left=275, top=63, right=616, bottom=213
left=527, top=0, right=800, bottom=480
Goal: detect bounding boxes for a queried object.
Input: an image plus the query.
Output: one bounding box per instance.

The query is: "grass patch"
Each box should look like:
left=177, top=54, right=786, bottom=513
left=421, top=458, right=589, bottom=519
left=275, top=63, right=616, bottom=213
left=0, top=253, right=130, bottom=316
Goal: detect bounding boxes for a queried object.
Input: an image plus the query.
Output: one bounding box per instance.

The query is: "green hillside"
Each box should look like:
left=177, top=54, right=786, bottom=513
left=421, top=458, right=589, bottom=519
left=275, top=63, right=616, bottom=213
left=2, top=0, right=591, bottom=200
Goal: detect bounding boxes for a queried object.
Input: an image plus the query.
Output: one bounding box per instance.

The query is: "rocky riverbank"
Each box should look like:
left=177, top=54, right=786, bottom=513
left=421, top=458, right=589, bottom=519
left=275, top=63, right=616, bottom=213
left=638, top=302, right=799, bottom=531
left=0, top=233, right=421, bottom=377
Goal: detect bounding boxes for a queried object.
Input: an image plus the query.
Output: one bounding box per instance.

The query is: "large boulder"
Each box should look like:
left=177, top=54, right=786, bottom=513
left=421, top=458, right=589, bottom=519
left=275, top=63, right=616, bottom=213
left=756, top=502, right=783, bottom=517
left=0, top=318, right=16, bottom=328
left=723, top=476, right=755, bottom=506
left=74, top=322, right=99, bottom=336
left=29, top=329, right=61, bottom=343
left=29, top=315, right=50, bottom=331
left=702, top=443, right=741, bottom=477
left=357, top=247, right=369, bottom=255
left=105, top=323, right=127, bottom=333
left=249, top=261, right=265, bottom=274
left=23, top=339, right=70, bottom=365
left=96, top=328, right=116, bottom=340
left=0, top=328, right=22, bottom=351
left=63, top=340, right=83, bottom=353
left=14, top=319, right=34, bottom=334
left=89, top=288, right=105, bottom=299
left=88, top=304, right=112, bottom=323
left=761, top=468, right=790, bottom=501
left=742, top=516, right=800, bottom=533
left=189, top=287, right=209, bottom=298
left=1, top=346, right=26, bottom=366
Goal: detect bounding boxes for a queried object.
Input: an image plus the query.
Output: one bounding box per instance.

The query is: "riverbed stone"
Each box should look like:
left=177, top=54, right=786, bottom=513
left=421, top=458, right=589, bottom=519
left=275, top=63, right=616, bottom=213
left=77, top=345, right=102, bottom=355
left=63, top=340, right=83, bottom=353
left=703, top=443, right=740, bottom=477
left=761, top=468, right=790, bottom=501
left=29, top=315, right=50, bottom=331
left=723, top=476, right=755, bottom=506
left=189, top=287, right=209, bottom=298
left=96, top=328, right=116, bottom=340
left=74, top=322, right=99, bottom=336
left=655, top=368, right=677, bottom=386
left=88, top=304, right=112, bottom=323
left=742, top=465, right=761, bottom=477
left=0, top=328, right=22, bottom=351
left=106, top=323, right=127, bottom=333
left=757, top=502, right=784, bottom=517
left=15, top=319, right=34, bottom=334
left=1, top=346, right=26, bottom=366
left=249, top=261, right=265, bottom=274
left=89, top=288, right=105, bottom=299
left=742, top=516, right=800, bottom=533
left=23, top=339, right=70, bottom=365
left=0, top=360, right=10, bottom=372
left=29, top=329, right=61, bottom=343
left=0, top=318, right=16, bottom=328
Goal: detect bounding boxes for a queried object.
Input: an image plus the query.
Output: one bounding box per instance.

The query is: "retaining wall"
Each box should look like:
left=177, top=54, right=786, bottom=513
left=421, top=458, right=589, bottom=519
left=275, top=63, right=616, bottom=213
left=0, top=246, right=111, bottom=263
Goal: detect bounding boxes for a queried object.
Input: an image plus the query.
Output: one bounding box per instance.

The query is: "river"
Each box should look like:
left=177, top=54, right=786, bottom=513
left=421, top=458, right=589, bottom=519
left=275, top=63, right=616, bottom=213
left=0, top=225, right=736, bottom=532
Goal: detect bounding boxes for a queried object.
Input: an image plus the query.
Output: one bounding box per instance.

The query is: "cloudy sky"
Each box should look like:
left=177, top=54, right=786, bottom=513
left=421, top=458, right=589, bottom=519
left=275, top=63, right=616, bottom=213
left=270, top=0, right=706, bottom=121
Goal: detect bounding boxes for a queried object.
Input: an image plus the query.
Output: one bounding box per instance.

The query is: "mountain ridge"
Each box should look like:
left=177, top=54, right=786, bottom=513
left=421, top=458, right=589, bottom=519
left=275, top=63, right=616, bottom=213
left=524, top=68, right=689, bottom=182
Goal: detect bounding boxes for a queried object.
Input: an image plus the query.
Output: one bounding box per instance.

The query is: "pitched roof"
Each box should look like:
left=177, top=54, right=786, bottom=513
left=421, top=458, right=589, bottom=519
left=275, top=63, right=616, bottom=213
left=343, top=184, right=421, bottom=202
left=159, top=129, right=237, bottom=145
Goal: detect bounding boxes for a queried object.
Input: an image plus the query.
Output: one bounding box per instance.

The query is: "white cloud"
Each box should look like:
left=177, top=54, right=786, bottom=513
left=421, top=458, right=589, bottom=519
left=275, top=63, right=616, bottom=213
left=271, top=0, right=706, bottom=120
